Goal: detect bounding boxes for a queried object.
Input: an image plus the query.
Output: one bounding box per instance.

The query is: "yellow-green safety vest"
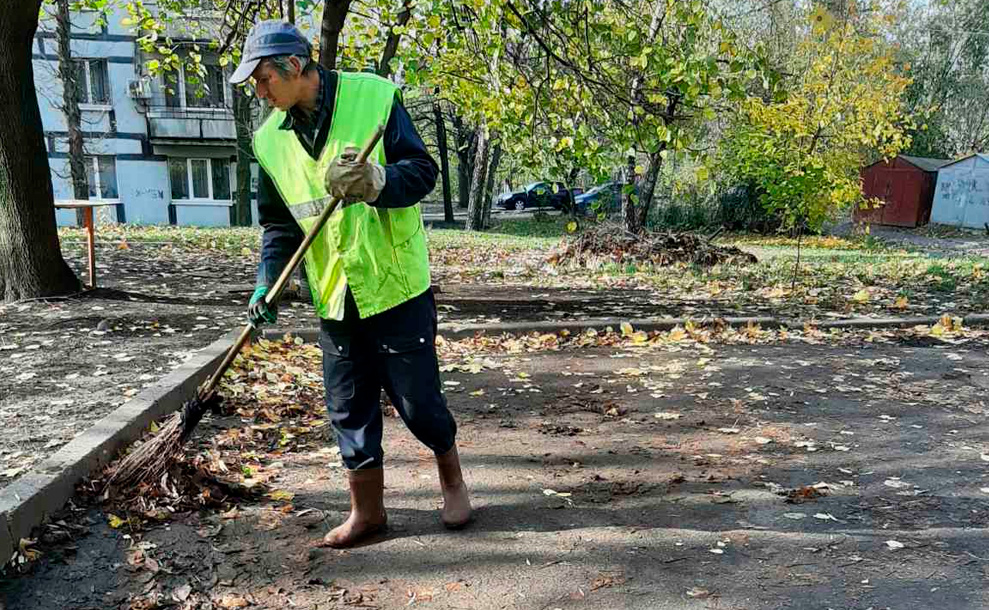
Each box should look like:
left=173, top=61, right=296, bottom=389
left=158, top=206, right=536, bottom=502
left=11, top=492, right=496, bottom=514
left=252, top=71, right=431, bottom=320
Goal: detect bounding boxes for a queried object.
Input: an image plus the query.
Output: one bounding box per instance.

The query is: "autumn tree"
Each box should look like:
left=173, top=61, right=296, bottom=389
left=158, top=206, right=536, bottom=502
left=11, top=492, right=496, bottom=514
left=494, top=0, right=760, bottom=233
left=897, top=0, right=989, bottom=157
left=721, top=3, right=914, bottom=232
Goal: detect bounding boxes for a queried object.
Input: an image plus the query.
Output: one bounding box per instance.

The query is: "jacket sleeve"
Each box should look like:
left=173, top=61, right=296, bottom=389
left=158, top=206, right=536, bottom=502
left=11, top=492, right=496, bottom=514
left=370, top=97, right=439, bottom=209
left=256, top=168, right=304, bottom=288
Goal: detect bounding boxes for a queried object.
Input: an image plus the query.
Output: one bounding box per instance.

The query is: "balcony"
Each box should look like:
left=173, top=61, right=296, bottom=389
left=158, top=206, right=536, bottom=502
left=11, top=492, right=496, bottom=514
left=146, top=94, right=237, bottom=143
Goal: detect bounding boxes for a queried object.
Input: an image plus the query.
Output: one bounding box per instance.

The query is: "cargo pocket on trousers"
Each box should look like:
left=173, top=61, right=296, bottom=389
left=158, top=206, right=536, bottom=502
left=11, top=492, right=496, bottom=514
left=319, top=333, right=355, bottom=402
left=376, top=328, right=432, bottom=355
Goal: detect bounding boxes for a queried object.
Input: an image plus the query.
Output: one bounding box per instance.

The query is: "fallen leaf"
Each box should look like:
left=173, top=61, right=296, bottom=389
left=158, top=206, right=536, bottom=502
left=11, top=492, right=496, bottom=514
left=267, top=489, right=295, bottom=502
left=108, top=514, right=126, bottom=529
left=543, top=489, right=572, bottom=498
left=654, top=412, right=681, bottom=420
left=851, top=289, right=870, bottom=303
left=218, top=595, right=250, bottom=608
left=784, top=512, right=807, bottom=520
left=717, top=427, right=740, bottom=434
left=172, top=584, right=192, bottom=602
left=885, top=540, right=905, bottom=550
left=18, top=538, right=41, bottom=562
left=686, top=588, right=711, bottom=599
left=754, top=436, right=773, bottom=445
left=813, top=513, right=838, bottom=521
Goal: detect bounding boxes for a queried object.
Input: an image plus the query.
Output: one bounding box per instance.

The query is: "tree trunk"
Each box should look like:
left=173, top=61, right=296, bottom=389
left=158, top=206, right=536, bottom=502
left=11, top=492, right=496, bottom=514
left=287, top=0, right=295, bottom=24
left=55, top=0, right=89, bottom=224
left=622, top=153, right=639, bottom=234
left=0, top=0, right=80, bottom=301
left=465, top=127, right=488, bottom=232
left=433, top=101, right=454, bottom=223
left=319, top=0, right=353, bottom=70
left=452, top=113, right=475, bottom=209
left=566, top=165, right=580, bottom=217
left=233, top=86, right=253, bottom=226
left=377, top=0, right=411, bottom=79
left=635, top=148, right=664, bottom=231
left=482, top=141, right=502, bottom=228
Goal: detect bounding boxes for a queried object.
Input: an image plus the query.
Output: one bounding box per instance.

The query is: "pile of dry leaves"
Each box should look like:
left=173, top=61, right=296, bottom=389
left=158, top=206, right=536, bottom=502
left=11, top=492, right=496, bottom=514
left=91, top=336, right=328, bottom=528
left=548, top=224, right=758, bottom=268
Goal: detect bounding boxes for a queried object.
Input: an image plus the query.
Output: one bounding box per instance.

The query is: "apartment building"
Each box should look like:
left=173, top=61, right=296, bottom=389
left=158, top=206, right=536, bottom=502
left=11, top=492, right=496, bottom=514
left=33, top=5, right=260, bottom=227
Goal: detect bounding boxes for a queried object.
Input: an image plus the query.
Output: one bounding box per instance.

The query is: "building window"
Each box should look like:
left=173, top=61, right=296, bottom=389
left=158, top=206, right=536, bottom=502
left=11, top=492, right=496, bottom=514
left=163, top=62, right=229, bottom=110
left=187, top=64, right=226, bottom=108
left=168, top=157, right=231, bottom=201
left=85, top=156, right=118, bottom=200
left=73, top=59, right=110, bottom=105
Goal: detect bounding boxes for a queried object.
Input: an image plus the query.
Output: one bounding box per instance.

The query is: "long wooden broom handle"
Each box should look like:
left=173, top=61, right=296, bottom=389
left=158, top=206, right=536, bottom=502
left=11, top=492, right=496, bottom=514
left=201, top=124, right=386, bottom=395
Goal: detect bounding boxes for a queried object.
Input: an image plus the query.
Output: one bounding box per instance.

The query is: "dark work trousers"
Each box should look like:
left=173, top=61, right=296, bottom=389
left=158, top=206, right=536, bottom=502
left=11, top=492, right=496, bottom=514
left=319, top=288, right=457, bottom=470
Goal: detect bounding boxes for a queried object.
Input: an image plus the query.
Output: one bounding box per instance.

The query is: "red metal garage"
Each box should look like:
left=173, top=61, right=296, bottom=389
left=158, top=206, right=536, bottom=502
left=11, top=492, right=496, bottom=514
left=855, top=155, right=950, bottom=228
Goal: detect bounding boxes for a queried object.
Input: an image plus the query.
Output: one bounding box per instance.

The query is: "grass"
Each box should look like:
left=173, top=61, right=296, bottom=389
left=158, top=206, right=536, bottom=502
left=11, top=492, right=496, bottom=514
left=58, top=222, right=989, bottom=315
left=60, top=224, right=261, bottom=252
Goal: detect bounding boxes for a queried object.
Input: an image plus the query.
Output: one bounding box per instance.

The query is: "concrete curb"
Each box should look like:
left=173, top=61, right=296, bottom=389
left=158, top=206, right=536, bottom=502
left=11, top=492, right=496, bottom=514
left=261, top=313, right=989, bottom=343
left=0, top=329, right=240, bottom=568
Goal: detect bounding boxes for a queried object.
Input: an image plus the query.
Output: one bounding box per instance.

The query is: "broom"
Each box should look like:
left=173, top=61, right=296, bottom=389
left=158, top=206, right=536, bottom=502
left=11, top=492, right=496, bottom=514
left=105, top=125, right=386, bottom=493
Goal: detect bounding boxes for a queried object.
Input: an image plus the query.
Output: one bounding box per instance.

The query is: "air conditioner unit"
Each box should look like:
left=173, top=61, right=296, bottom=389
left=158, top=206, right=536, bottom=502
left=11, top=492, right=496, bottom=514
left=127, top=79, right=151, bottom=99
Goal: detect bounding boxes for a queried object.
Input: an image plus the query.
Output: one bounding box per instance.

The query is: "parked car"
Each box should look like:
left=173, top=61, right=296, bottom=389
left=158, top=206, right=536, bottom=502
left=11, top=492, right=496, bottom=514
left=496, top=182, right=579, bottom=211
left=574, top=182, right=624, bottom=216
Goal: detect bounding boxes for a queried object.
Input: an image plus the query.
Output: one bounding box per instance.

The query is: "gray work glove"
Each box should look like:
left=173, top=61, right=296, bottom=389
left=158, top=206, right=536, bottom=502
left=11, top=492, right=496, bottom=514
left=324, top=146, right=386, bottom=204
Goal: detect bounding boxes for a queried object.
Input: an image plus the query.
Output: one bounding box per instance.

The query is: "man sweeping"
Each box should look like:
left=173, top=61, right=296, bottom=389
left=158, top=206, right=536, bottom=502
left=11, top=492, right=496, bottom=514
left=229, top=20, right=472, bottom=547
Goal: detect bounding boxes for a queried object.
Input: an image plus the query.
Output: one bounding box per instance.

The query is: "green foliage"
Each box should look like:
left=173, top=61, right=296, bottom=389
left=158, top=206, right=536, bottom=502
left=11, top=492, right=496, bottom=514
left=721, top=4, right=914, bottom=233
left=898, top=0, right=989, bottom=157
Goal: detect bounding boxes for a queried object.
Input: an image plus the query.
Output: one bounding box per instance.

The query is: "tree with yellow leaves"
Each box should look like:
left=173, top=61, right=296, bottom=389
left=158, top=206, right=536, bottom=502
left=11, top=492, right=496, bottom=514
left=722, top=2, right=914, bottom=232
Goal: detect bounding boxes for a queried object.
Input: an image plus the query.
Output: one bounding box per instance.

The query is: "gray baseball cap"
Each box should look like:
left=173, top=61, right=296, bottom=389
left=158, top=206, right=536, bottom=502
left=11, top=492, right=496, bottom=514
left=229, top=20, right=312, bottom=84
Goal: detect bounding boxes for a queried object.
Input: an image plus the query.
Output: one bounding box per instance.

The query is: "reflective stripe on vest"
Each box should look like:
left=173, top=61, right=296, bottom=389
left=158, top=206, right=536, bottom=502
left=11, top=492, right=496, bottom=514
left=252, top=71, right=431, bottom=320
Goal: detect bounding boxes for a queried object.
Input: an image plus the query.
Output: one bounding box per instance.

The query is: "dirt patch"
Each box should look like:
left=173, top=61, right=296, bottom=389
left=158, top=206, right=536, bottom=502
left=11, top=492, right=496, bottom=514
left=5, top=329, right=989, bottom=609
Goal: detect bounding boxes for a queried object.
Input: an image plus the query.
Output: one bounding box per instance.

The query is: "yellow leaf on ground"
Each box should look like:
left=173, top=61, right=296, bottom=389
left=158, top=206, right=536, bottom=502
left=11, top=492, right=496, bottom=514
left=893, top=296, right=909, bottom=310
left=267, top=489, right=294, bottom=502
left=108, top=514, right=126, bottom=529
left=620, top=321, right=634, bottom=337
left=631, top=331, right=649, bottom=344
left=851, top=289, right=870, bottom=303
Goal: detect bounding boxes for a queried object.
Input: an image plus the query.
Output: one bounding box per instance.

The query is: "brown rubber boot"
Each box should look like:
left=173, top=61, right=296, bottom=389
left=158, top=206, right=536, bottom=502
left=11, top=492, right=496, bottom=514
left=436, top=445, right=472, bottom=529
left=322, top=468, right=387, bottom=548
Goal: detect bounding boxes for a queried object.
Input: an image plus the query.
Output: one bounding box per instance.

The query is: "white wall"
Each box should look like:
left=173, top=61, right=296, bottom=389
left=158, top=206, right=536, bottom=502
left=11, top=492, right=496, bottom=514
left=931, top=155, right=989, bottom=229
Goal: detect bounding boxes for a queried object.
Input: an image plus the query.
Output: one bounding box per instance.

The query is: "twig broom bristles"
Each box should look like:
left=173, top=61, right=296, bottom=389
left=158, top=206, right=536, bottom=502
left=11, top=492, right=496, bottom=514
left=105, top=125, right=386, bottom=493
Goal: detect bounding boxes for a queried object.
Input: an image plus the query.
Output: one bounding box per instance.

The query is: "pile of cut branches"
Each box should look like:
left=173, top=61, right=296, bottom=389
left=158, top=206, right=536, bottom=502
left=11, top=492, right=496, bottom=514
left=549, top=224, right=758, bottom=268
